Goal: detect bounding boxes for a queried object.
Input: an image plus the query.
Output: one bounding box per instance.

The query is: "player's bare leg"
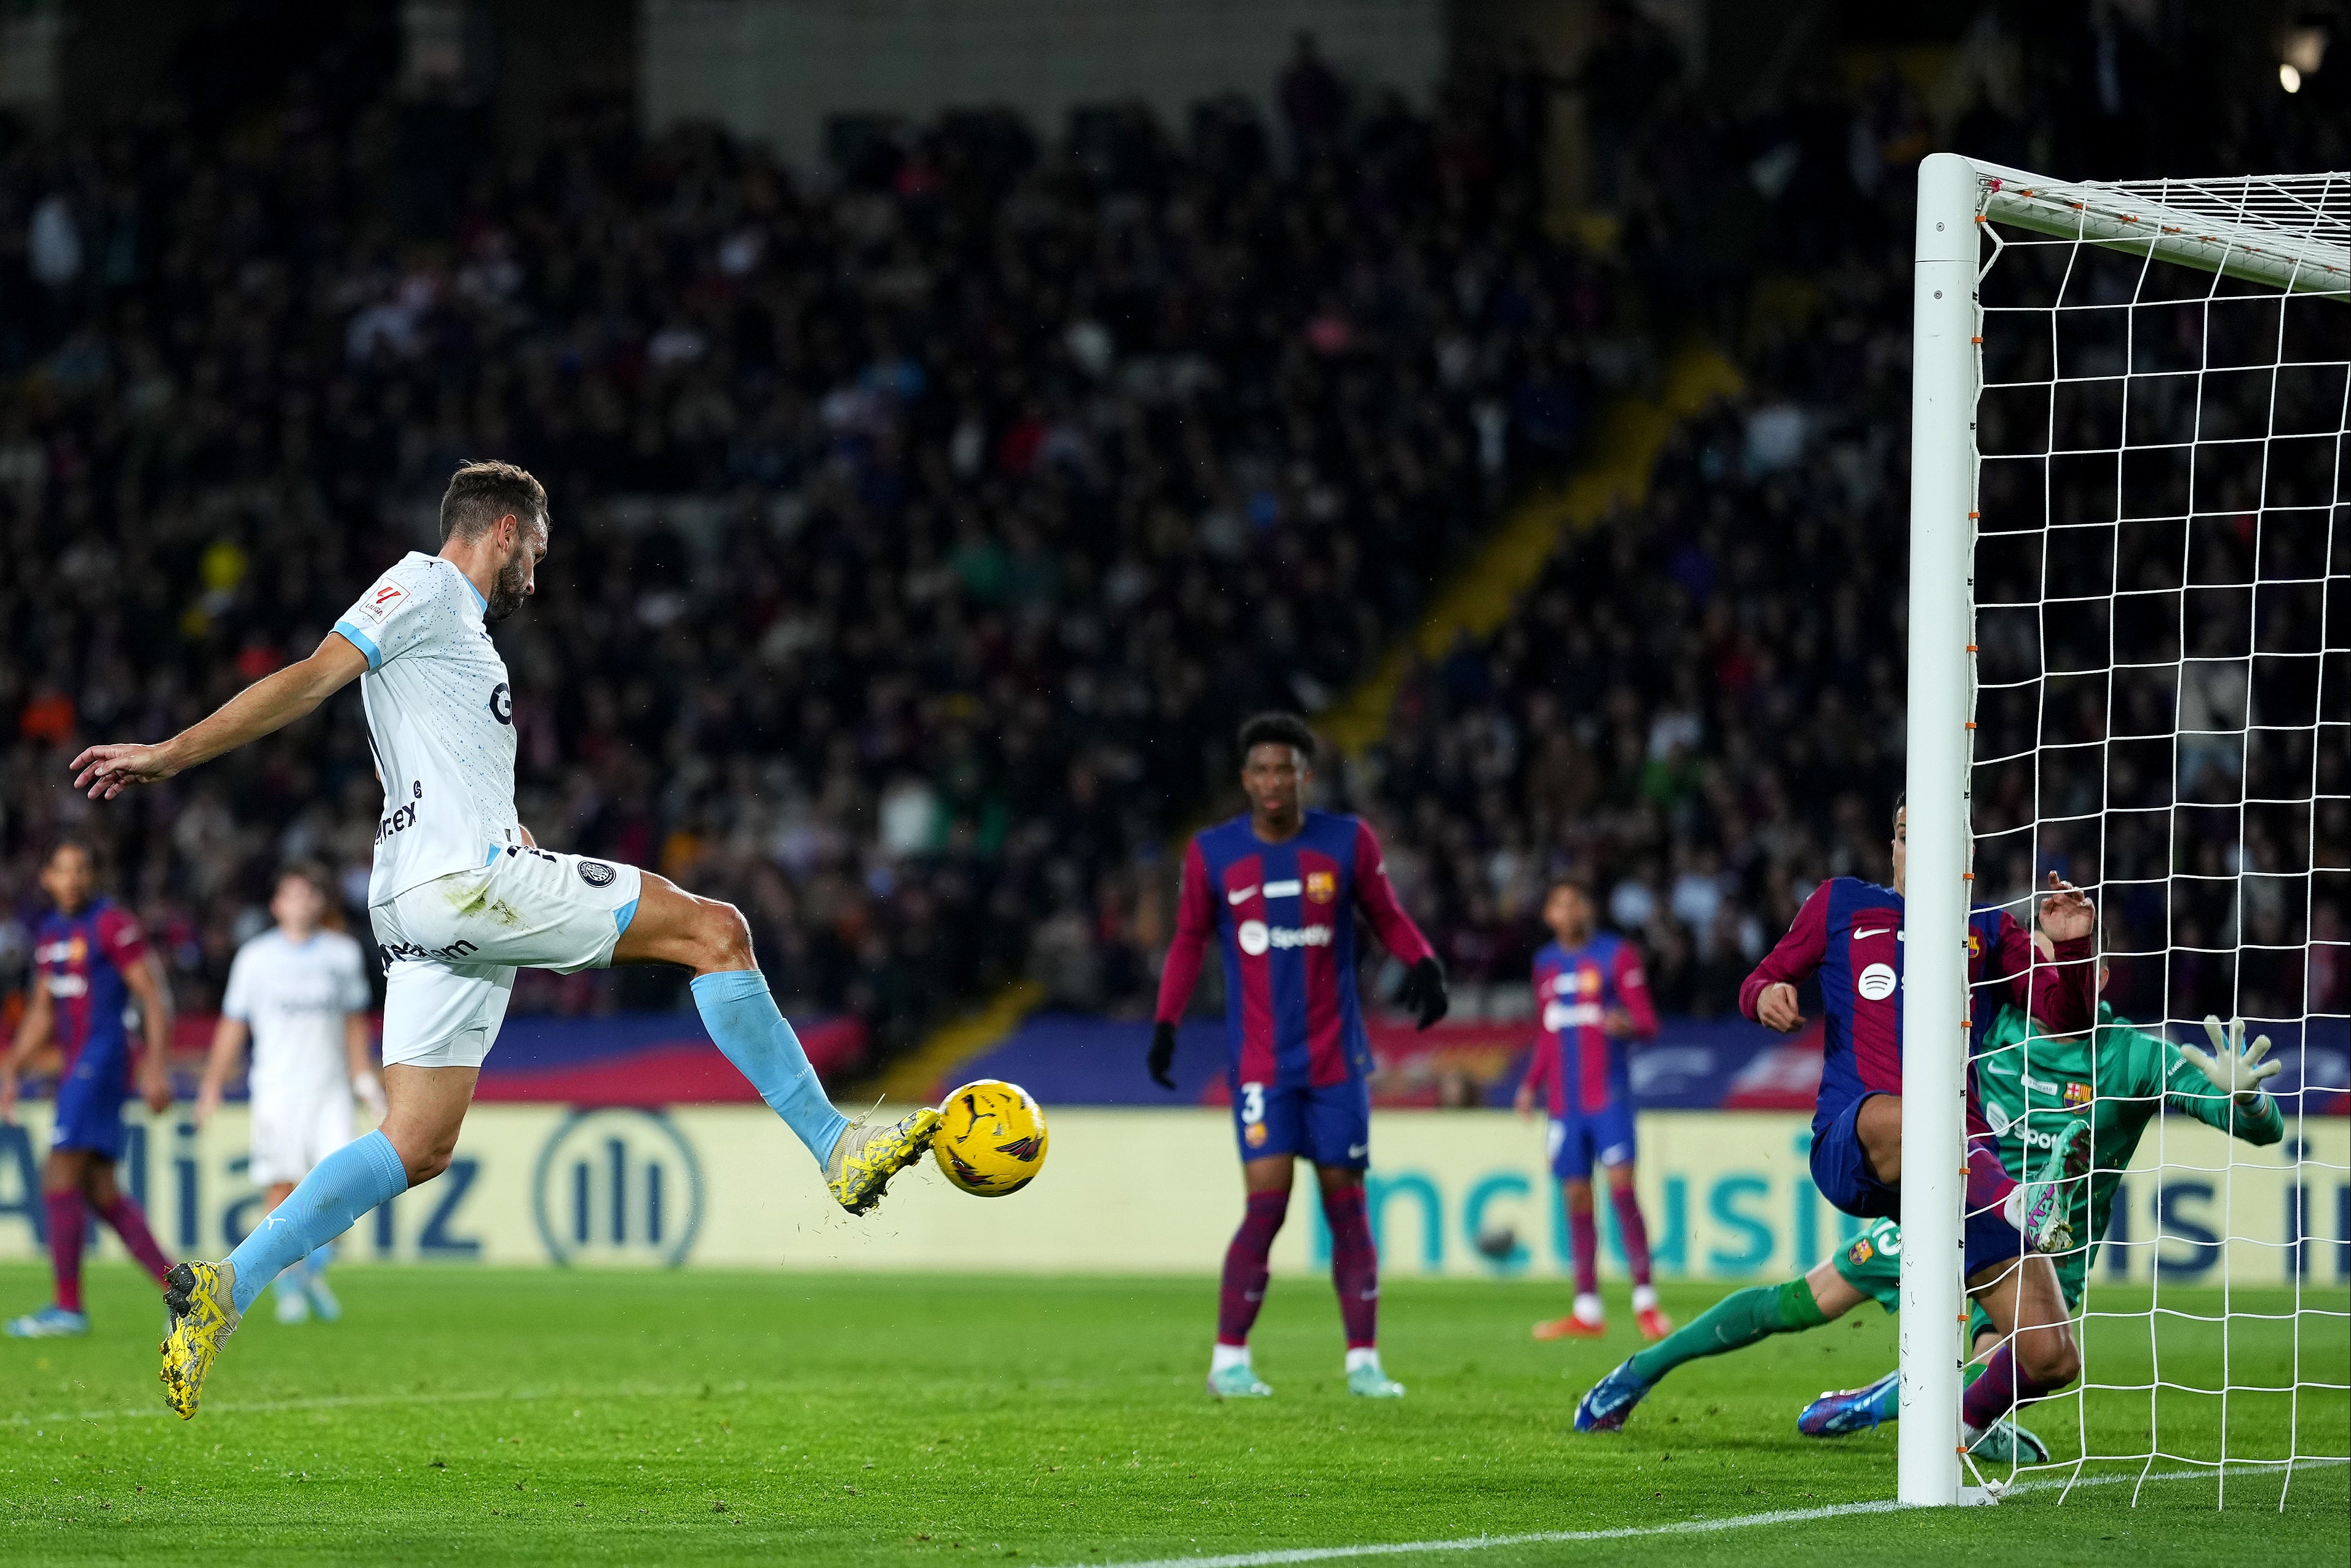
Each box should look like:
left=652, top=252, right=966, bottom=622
left=1315, top=1164, right=1400, bottom=1396
left=1534, top=1177, right=1608, bottom=1339
left=1855, top=1093, right=1903, bottom=1182
left=614, top=871, right=934, bottom=1213
left=1209, top=1155, right=1293, bottom=1396
left=1957, top=1251, right=2077, bottom=1463
left=1604, top=1161, right=1670, bottom=1339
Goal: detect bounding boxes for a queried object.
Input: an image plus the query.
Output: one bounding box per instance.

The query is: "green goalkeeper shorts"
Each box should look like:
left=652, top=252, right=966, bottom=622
left=1833, top=1215, right=2091, bottom=1340
left=1832, top=1217, right=1905, bottom=1313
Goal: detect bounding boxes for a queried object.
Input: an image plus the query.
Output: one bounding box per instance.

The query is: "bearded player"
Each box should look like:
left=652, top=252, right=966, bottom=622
left=1576, top=798, right=2099, bottom=1446
left=0, top=841, right=178, bottom=1337
left=1149, top=713, right=1448, bottom=1400
left=71, top=460, right=939, bottom=1419
left=1515, top=876, right=1670, bottom=1342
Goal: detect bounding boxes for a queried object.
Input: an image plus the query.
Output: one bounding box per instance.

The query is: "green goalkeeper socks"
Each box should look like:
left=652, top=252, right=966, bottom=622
left=1625, top=1278, right=1825, bottom=1385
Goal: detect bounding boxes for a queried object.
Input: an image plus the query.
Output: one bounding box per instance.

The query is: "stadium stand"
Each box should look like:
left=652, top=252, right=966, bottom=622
left=0, top=51, right=1635, bottom=1069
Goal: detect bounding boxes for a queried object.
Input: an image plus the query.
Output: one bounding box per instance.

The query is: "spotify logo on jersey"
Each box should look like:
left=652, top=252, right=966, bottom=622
left=1857, top=962, right=1898, bottom=1001
left=1237, top=920, right=1270, bottom=956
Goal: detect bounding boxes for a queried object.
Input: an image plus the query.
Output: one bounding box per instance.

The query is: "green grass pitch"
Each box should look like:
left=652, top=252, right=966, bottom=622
left=1, top=1262, right=2343, bottom=1566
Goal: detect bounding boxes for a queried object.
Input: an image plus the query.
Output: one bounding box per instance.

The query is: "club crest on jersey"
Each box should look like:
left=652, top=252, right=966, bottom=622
left=1304, top=869, right=1336, bottom=904
left=2063, top=1080, right=2093, bottom=1108
left=1847, top=1237, right=1874, bottom=1265
left=1967, top=932, right=1983, bottom=959
left=577, top=860, right=617, bottom=888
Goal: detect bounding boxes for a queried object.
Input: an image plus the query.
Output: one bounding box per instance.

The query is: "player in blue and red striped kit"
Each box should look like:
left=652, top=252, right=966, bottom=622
left=0, top=841, right=179, bottom=1336
left=1515, top=876, right=1670, bottom=1342
left=1151, top=713, right=1447, bottom=1401
left=1576, top=798, right=2099, bottom=1447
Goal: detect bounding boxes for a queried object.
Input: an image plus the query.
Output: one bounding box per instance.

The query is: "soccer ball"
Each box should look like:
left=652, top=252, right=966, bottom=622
left=933, top=1080, right=1049, bottom=1197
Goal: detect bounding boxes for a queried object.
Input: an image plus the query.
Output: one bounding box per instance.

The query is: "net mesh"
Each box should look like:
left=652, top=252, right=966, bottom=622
left=1962, top=170, right=2349, bottom=1506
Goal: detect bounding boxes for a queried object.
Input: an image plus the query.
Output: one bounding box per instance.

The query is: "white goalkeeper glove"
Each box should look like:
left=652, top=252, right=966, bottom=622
left=352, top=1070, right=388, bottom=1122
left=2179, top=1016, right=2280, bottom=1106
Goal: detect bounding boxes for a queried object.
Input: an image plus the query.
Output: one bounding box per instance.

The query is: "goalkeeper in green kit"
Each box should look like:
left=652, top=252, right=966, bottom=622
left=1569, top=946, right=2283, bottom=1460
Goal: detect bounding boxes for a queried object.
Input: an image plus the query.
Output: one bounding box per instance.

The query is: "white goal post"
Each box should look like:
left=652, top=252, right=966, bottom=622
left=1902, top=153, right=2349, bottom=1508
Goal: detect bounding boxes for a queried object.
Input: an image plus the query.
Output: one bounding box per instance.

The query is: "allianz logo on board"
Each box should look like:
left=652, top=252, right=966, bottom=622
left=529, top=1108, right=705, bottom=1267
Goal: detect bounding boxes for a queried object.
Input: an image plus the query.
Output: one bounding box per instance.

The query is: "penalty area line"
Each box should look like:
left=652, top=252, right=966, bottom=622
left=1049, top=1458, right=2351, bottom=1568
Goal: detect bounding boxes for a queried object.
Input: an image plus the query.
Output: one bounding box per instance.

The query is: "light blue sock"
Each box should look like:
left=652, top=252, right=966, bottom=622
left=690, top=970, right=849, bottom=1165
left=226, top=1131, right=407, bottom=1315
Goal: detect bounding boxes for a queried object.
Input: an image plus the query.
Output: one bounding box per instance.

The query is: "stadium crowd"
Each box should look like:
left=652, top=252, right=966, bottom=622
left=1348, top=9, right=2347, bottom=1034
left=0, top=42, right=1636, bottom=1058
left=1, top=7, right=2340, bottom=1071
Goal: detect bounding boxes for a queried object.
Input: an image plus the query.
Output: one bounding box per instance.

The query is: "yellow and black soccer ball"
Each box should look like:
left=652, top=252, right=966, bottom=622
left=932, top=1080, right=1049, bottom=1197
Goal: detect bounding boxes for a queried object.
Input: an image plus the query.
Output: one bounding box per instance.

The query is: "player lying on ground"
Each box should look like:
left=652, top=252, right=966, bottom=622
left=194, top=863, right=385, bottom=1326
left=1798, top=997, right=2283, bottom=1448
left=1577, top=799, right=2098, bottom=1449
left=1513, top=876, right=1670, bottom=1342
left=1149, top=712, right=1448, bottom=1400
left=1571, top=987, right=2284, bottom=1462
left=0, top=841, right=178, bottom=1337
left=69, top=460, right=939, bottom=1418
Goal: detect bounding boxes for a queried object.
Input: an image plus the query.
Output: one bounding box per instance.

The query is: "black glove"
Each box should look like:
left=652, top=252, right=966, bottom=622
left=1397, top=955, right=1449, bottom=1030
left=1148, top=1020, right=1179, bottom=1090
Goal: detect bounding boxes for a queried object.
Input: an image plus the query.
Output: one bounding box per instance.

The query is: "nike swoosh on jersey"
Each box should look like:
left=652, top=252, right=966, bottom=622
left=1347, top=1143, right=1369, bottom=1158
left=1228, top=886, right=1258, bottom=905
left=1853, top=927, right=1893, bottom=940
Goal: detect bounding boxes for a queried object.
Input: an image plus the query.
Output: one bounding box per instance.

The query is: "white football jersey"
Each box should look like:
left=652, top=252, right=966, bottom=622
left=334, top=552, right=522, bottom=906
left=221, top=927, right=371, bottom=1099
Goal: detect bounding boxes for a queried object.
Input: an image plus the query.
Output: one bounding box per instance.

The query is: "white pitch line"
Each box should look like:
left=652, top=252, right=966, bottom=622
left=1046, top=1459, right=2351, bottom=1568
left=1, top=1380, right=763, bottom=1428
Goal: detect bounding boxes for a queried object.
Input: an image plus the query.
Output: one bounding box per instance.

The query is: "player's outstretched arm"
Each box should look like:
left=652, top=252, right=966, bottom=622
left=71, top=632, right=368, bottom=799
left=2172, top=1015, right=2287, bottom=1145
left=1148, top=840, right=1216, bottom=1090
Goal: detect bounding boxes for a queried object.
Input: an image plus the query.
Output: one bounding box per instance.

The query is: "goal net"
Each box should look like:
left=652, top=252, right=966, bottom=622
left=1903, top=156, right=2349, bottom=1509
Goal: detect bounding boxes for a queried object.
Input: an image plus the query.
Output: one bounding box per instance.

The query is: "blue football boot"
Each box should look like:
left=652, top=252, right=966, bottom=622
left=1798, top=1369, right=1901, bottom=1436
left=1573, top=1358, right=1654, bottom=1432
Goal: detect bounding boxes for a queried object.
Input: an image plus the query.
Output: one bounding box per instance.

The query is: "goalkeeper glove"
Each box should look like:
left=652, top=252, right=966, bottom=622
left=1397, top=956, right=1449, bottom=1030
left=1148, top=1021, right=1178, bottom=1091
left=2179, top=1015, right=2281, bottom=1105
left=352, top=1070, right=388, bottom=1121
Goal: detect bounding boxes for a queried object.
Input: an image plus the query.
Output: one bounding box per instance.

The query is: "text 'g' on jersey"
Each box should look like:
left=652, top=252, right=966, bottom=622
left=333, top=553, right=522, bottom=906
left=1154, top=810, right=1437, bottom=1090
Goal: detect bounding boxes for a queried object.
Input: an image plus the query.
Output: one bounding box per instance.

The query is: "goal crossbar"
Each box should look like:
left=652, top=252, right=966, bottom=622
left=1965, top=159, right=2350, bottom=301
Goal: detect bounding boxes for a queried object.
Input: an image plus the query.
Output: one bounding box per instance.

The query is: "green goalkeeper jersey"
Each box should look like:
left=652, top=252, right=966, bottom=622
left=1974, top=999, right=2286, bottom=1301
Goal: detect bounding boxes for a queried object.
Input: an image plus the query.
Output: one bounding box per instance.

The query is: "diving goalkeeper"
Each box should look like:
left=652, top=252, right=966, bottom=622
left=1566, top=975, right=2282, bottom=1457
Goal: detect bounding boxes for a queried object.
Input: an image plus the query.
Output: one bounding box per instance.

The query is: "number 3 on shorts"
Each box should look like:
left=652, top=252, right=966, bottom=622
left=1239, top=1083, right=1266, bottom=1125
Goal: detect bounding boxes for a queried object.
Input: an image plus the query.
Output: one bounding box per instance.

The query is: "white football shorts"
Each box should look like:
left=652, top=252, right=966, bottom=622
left=249, top=1084, right=359, bottom=1187
left=370, top=845, right=644, bottom=1070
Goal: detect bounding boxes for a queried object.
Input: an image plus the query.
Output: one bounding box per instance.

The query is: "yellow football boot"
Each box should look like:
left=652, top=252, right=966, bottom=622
left=824, top=1107, right=942, bottom=1214
left=159, top=1260, right=239, bottom=1419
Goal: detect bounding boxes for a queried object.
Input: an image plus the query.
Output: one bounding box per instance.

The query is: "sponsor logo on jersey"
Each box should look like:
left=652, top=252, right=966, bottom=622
left=1853, top=926, right=1893, bottom=941
left=376, top=802, right=421, bottom=844
left=1234, top=920, right=1330, bottom=956
left=1543, top=1000, right=1604, bottom=1034
left=489, top=681, right=513, bottom=725
left=1305, top=870, right=1336, bottom=903
left=377, top=936, right=480, bottom=965
left=577, top=860, right=617, bottom=888
left=47, top=973, right=89, bottom=999
left=1856, top=962, right=1898, bottom=1001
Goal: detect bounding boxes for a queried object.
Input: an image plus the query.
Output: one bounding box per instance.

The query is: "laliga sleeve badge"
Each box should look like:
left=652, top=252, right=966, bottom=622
left=577, top=860, right=617, bottom=888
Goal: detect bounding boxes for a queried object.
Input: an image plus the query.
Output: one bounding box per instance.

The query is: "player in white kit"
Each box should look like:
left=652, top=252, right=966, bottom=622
left=70, top=460, right=940, bottom=1417
left=196, top=865, right=382, bottom=1324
